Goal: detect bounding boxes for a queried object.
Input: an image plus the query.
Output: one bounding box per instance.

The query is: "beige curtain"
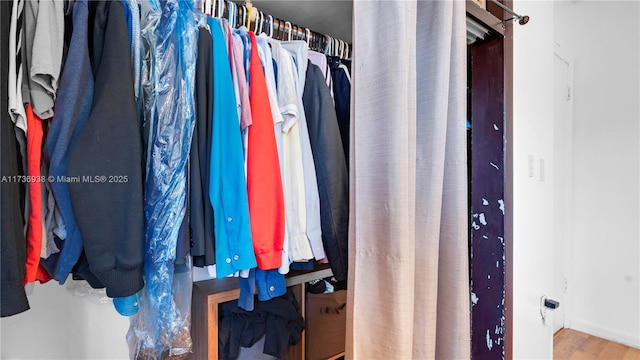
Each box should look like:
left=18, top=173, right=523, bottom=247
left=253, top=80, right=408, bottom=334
left=346, top=1, right=470, bottom=359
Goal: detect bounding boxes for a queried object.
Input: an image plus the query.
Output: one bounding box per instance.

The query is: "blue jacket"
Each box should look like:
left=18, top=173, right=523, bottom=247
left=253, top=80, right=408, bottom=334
left=43, top=0, right=93, bottom=283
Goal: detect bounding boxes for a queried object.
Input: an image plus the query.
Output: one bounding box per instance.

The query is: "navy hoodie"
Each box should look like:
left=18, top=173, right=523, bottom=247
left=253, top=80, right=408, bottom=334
left=67, top=0, right=144, bottom=298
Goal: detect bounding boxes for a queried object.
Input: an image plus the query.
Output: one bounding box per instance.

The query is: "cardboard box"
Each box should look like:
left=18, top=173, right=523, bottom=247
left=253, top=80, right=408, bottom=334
left=305, top=291, right=347, bottom=360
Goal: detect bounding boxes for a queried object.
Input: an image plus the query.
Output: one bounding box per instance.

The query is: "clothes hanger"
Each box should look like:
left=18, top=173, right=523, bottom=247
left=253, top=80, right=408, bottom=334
left=305, top=28, right=311, bottom=48
left=256, top=11, right=262, bottom=33
left=201, top=0, right=206, bottom=15
left=274, top=19, right=280, bottom=40
left=285, top=21, right=292, bottom=41
left=228, top=1, right=236, bottom=28
left=324, top=34, right=331, bottom=55
left=314, top=32, right=320, bottom=52
left=267, top=15, right=273, bottom=37
left=218, top=0, right=224, bottom=19
left=277, top=19, right=284, bottom=40
left=246, top=4, right=252, bottom=31
left=234, top=2, right=239, bottom=28
left=259, top=11, right=265, bottom=34
left=242, top=5, right=247, bottom=27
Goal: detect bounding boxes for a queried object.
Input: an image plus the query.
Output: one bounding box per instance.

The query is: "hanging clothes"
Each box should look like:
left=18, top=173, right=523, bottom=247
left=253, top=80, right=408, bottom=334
left=281, top=41, right=325, bottom=263
left=191, top=26, right=215, bottom=267
left=42, top=0, right=94, bottom=284
left=260, top=34, right=315, bottom=264
left=23, top=105, right=47, bottom=284
left=1, top=0, right=29, bottom=318
left=208, top=18, right=256, bottom=278
left=330, top=58, right=351, bottom=169
left=67, top=0, right=144, bottom=298
left=130, top=0, right=200, bottom=357
left=303, top=62, right=349, bottom=282
left=308, top=50, right=334, bottom=101
left=8, top=0, right=28, bottom=166
left=246, top=30, right=285, bottom=271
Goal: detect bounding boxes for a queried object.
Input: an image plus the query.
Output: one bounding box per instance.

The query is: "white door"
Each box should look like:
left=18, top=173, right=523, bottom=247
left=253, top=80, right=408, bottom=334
left=553, top=51, right=572, bottom=334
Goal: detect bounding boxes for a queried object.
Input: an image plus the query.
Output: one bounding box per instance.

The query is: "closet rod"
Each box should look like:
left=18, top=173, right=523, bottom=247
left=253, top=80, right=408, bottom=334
left=489, top=0, right=529, bottom=25
left=203, top=0, right=352, bottom=59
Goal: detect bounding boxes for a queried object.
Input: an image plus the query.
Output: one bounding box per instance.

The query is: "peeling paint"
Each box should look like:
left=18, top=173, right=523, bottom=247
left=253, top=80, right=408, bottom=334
left=483, top=235, right=489, bottom=239
left=486, top=330, right=493, bottom=351
left=482, top=198, right=489, bottom=205
left=490, top=162, right=500, bottom=170
left=479, top=213, right=487, bottom=225
left=493, top=124, right=499, bottom=131
left=471, top=292, right=479, bottom=306
left=498, top=199, right=505, bottom=215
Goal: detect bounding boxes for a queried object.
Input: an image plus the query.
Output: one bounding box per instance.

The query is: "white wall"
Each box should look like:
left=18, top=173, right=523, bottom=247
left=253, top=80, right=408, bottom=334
left=512, top=1, right=557, bottom=358
left=514, top=0, right=640, bottom=354
left=0, top=282, right=129, bottom=359
left=564, top=0, right=640, bottom=348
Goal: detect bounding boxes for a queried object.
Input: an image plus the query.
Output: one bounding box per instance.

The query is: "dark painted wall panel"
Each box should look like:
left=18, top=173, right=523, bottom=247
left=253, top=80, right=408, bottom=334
left=470, top=37, right=506, bottom=360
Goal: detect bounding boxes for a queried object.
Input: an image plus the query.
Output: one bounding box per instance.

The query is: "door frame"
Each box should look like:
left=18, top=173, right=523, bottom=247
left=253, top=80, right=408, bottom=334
left=466, top=0, right=514, bottom=358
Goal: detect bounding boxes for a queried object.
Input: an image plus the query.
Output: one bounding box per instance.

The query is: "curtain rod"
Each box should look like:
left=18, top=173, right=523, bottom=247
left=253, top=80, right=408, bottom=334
left=489, top=0, right=529, bottom=25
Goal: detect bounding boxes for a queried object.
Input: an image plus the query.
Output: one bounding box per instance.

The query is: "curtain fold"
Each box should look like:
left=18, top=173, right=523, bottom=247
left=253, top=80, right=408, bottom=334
left=347, top=1, right=469, bottom=358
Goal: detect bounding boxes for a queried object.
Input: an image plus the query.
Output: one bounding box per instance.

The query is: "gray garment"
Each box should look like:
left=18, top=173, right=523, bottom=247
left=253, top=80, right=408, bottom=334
left=9, top=0, right=28, bottom=169
left=27, top=0, right=64, bottom=119
left=41, top=161, right=63, bottom=258
left=20, top=0, right=65, bottom=259
left=20, top=0, right=36, bottom=104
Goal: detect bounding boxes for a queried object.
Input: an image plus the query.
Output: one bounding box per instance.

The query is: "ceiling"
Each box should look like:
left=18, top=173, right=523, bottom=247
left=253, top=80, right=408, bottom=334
left=249, top=0, right=353, bottom=43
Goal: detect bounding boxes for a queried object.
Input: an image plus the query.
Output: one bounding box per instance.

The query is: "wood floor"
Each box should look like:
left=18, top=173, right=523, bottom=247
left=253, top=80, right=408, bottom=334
left=554, top=328, right=640, bottom=359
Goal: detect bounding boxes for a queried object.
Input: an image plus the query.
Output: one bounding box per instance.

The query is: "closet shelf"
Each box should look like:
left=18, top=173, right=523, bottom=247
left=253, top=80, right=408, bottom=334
left=191, top=263, right=335, bottom=360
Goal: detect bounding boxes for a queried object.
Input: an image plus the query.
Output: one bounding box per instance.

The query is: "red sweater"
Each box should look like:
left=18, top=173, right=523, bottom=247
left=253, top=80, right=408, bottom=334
left=24, top=104, right=49, bottom=284
left=246, top=32, right=285, bottom=270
